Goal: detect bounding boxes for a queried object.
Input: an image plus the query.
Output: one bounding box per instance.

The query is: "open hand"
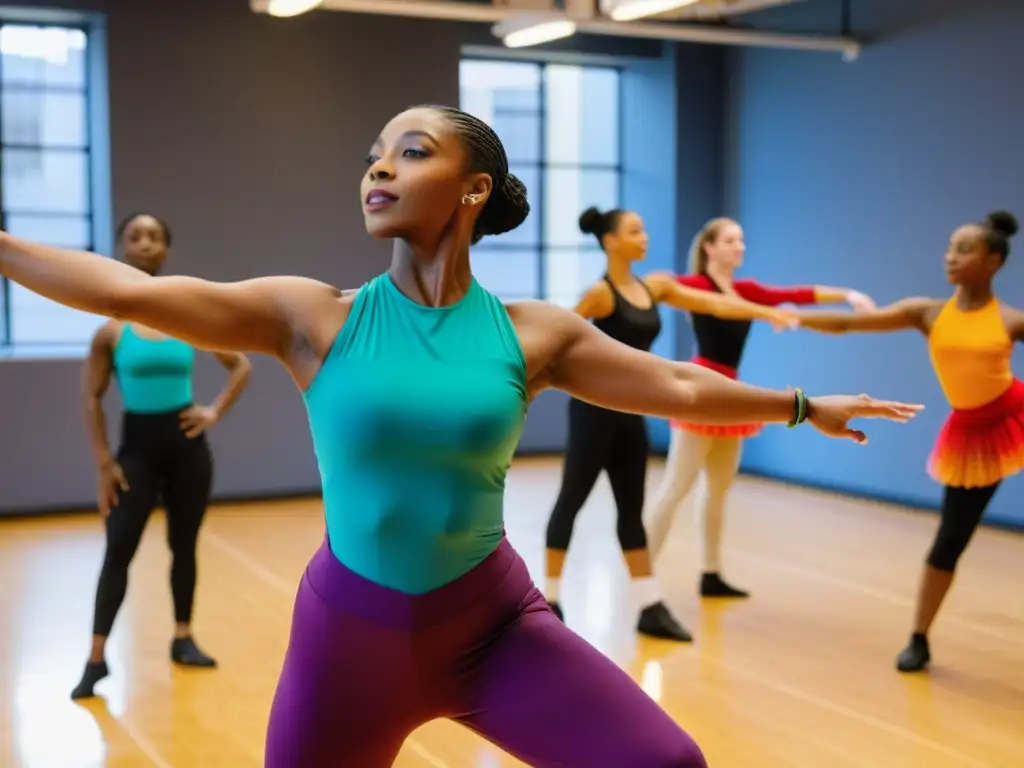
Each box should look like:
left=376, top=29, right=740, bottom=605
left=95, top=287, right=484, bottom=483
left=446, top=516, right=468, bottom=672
left=807, top=394, right=923, bottom=443
left=180, top=404, right=219, bottom=439
left=767, top=307, right=800, bottom=333
left=846, top=290, right=876, bottom=313
left=97, top=460, right=129, bottom=518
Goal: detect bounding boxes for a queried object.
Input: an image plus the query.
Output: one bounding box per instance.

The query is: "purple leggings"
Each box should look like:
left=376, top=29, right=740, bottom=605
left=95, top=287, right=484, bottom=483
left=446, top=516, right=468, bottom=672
left=265, top=537, right=707, bottom=767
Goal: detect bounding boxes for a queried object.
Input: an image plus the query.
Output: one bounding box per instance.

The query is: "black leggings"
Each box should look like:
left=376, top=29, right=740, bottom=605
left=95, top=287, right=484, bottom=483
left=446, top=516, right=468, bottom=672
left=546, top=399, right=649, bottom=553
left=92, top=409, right=214, bottom=637
left=926, top=482, right=1001, bottom=572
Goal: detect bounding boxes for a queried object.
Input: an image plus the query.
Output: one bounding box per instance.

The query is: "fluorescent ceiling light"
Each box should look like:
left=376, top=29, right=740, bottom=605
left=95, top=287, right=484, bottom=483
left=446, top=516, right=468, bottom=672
left=492, top=13, right=577, bottom=49
left=607, top=0, right=701, bottom=22
left=266, top=0, right=323, bottom=17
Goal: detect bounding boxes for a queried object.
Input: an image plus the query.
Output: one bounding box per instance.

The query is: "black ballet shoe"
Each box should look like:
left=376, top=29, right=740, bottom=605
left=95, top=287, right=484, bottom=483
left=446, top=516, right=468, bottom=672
left=637, top=602, right=692, bottom=642
left=700, top=572, right=750, bottom=599
left=171, top=637, right=217, bottom=668
left=547, top=600, right=564, bottom=622
left=71, top=660, right=110, bottom=700
left=896, top=633, right=930, bottom=673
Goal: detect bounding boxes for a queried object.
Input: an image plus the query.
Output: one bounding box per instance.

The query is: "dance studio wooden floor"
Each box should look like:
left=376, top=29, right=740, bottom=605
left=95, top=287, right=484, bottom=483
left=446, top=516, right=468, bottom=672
left=0, top=458, right=1021, bottom=768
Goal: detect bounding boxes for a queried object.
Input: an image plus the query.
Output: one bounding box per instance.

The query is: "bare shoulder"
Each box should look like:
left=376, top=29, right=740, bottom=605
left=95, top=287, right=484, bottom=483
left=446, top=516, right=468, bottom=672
left=505, top=299, right=580, bottom=333
left=90, top=318, right=122, bottom=351
left=642, top=271, right=683, bottom=302
left=504, top=300, right=586, bottom=386
left=998, top=301, right=1024, bottom=341
left=909, top=296, right=946, bottom=332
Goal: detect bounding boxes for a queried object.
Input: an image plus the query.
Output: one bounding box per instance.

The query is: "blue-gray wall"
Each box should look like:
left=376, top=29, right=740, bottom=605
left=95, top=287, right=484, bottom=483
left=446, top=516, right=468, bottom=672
left=724, top=0, right=1024, bottom=528
left=0, top=1, right=680, bottom=513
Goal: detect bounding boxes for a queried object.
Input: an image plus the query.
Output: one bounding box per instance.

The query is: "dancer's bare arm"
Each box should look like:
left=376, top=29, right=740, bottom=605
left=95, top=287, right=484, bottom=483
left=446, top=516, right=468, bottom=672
left=511, top=301, right=922, bottom=441
left=82, top=321, right=119, bottom=470
left=1000, top=305, right=1024, bottom=343
left=791, top=297, right=940, bottom=335
left=644, top=272, right=794, bottom=323
left=573, top=274, right=794, bottom=327
left=0, top=233, right=340, bottom=358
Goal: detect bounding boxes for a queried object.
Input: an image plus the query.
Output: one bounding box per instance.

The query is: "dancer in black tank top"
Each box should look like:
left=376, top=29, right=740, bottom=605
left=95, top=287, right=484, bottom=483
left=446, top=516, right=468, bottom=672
left=543, top=207, right=797, bottom=640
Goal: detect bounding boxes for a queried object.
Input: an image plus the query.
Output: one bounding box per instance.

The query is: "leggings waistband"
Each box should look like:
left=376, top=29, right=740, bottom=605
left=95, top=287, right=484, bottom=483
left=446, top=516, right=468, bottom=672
left=304, top=536, right=530, bottom=630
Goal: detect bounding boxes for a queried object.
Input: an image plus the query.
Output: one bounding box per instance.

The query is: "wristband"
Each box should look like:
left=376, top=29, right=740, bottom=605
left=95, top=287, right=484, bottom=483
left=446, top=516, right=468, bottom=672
left=787, top=388, right=808, bottom=428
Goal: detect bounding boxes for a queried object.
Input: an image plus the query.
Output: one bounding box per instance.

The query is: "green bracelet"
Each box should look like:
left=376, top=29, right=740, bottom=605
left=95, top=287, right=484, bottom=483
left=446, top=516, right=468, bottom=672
left=787, top=388, right=808, bottom=428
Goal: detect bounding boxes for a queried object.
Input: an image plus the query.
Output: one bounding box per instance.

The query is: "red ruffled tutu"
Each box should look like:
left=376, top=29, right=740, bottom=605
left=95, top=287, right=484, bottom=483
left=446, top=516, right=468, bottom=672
left=928, top=378, right=1024, bottom=488
left=671, top=357, right=763, bottom=438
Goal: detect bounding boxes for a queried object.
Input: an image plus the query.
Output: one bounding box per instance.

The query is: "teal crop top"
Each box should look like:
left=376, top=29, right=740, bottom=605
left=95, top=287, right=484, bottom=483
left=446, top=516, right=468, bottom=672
left=303, top=274, right=528, bottom=594
left=113, top=324, right=195, bottom=414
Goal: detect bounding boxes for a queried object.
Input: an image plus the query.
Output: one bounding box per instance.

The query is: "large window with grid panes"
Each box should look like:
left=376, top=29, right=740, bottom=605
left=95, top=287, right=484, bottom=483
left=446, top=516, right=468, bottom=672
left=0, top=22, right=104, bottom=347
left=460, top=58, right=621, bottom=308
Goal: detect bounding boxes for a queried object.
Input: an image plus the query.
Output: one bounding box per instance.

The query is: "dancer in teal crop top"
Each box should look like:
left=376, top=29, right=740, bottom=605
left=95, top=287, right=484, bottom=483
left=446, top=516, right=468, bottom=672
left=71, top=213, right=252, bottom=701
left=2, top=107, right=921, bottom=765
left=113, top=323, right=195, bottom=413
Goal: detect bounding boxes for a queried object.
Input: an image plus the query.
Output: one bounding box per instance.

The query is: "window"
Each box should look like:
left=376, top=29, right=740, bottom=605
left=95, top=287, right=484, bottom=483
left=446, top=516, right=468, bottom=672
left=460, top=58, right=621, bottom=307
left=0, top=23, right=105, bottom=347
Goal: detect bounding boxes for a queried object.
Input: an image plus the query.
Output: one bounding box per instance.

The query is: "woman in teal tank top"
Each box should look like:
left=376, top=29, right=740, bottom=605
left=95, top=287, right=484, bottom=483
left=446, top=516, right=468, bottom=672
left=70, top=214, right=253, bottom=700
left=1, top=108, right=922, bottom=767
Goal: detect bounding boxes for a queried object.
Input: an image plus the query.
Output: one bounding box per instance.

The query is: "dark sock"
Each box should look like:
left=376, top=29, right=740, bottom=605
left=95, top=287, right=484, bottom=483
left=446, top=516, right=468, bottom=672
left=637, top=601, right=692, bottom=642
left=700, top=572, right=750, bottom=599
left=896, top=632, right=930, bottom=673
left=171, top=636, right=217, bottom=668
left=71, top=660, right=110, bottom=700
left=547, top=600, right=564, bottom=622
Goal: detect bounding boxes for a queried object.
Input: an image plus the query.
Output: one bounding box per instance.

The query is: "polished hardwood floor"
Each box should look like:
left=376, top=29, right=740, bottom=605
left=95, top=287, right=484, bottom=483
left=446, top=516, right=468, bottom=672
left=0, top=457, right=1021, bottom=767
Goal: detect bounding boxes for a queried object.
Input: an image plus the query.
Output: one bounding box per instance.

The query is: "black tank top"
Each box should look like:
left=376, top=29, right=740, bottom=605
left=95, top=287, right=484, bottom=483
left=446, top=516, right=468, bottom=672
left=592, top=276, right=662, bottom=352
left=690, top=275, right=752, bottom=369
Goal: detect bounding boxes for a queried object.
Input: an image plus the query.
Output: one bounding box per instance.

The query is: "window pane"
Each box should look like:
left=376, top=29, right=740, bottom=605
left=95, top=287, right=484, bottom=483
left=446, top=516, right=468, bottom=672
left=5, top=213, right=90, bottom=248
left=2, top=89, right=87, bottom=147
left=0, top=26, right=87, bottom=89
left=544, top=247, right=607, bottom=308
left=460, top=59, right=541, bottom=119
left=9, top=283, right=105, bottom=344
left=470, top=247, right=539, bottom=300
left=2, top=148, right=89, bottom=214
left=544, top=167, right=620, bottom=247
left=545, top=65, right=619, bottom=166
left=491, top=111, right=540, bottom=164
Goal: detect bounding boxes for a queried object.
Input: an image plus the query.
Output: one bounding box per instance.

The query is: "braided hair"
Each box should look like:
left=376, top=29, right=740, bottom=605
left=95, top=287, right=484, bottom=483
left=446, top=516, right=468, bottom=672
left=420, top=105, right=530, bottom=244
left=116, top=212, right=173, bottom=246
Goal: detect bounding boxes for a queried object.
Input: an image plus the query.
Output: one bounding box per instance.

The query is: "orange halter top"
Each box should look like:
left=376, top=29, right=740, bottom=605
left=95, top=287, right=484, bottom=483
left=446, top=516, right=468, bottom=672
left=927, top=295, right=1013, bottom=411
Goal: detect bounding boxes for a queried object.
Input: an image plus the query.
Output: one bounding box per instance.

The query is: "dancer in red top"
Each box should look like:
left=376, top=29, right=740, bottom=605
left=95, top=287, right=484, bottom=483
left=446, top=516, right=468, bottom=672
left=644, top=217, right=875, bottom=598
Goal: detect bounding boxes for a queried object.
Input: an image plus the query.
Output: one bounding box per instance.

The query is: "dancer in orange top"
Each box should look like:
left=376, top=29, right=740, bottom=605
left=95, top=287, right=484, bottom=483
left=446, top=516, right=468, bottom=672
left=793, top=210, right=1024, bottom=673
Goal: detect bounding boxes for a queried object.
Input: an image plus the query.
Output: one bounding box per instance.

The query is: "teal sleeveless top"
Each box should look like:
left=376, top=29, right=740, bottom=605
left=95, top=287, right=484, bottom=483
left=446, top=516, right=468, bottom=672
left=113, top=325, right=195, bottom=413
left=303, top=274, right=528, bottom=594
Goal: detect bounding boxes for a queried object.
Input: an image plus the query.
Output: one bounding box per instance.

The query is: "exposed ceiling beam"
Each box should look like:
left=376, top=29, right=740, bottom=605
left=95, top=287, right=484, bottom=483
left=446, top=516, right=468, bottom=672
left=250, top=0, right=860, bottom=58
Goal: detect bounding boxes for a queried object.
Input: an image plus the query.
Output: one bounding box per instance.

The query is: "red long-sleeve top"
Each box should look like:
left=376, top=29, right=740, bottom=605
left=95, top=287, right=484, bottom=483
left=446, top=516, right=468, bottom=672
left=676, top=274, right=816, bottom=377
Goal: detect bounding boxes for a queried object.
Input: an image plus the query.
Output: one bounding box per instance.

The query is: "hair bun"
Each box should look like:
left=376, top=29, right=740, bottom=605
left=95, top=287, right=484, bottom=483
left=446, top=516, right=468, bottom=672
left=578, top=207, right=603, bottom=235
left=987, top=210, right=1019, bottom=238
left=474, top=173, right=530, bottom=243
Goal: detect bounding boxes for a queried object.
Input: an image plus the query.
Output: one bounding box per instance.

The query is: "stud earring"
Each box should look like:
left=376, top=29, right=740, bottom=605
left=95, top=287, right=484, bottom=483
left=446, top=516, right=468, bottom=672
left=462, top=193, right=482, bottom=205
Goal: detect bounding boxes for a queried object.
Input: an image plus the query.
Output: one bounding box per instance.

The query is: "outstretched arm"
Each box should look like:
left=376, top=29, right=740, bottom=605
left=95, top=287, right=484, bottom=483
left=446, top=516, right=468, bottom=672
left=644, top=272, right=793, bottom=324
left=517, top=303, right=922, bottom=441
left=791, top=297, right=936, bottom=335
left=731, top=280, right=874, bottom=310
left=811, top=285, right=874, bottom=309
left=0, top=234, right=339, bottom=357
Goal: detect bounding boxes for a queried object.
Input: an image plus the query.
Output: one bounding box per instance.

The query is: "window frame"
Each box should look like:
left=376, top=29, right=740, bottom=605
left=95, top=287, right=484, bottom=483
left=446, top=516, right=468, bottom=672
left=461, top=56, right=624, bottom=306
left=0, top=20, right=96, bottom=348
